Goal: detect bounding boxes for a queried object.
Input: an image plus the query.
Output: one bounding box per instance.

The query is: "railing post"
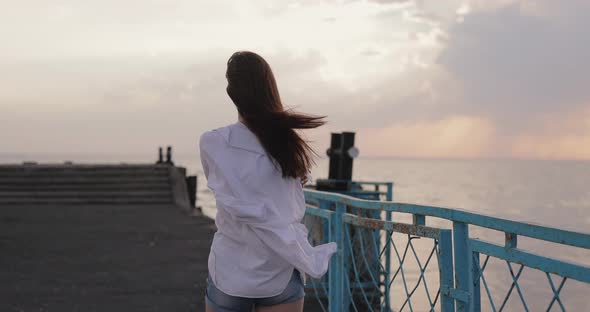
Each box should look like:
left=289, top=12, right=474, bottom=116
left=385, top=182, right=393, bottom=201
left=384, top=182, right=393, bottom=311
left=329, top=201, right=347, bottom=312
left=439, top=229, right=455, bottom=312
left=472, top=251, right=481, bottom=312
left=413, top=214, right=426, bottom=226
left=453, top=221, right=473, bottom=311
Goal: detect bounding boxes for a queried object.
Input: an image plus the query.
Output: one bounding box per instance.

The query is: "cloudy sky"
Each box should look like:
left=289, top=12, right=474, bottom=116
left=2, top=0, right=589, bottom=160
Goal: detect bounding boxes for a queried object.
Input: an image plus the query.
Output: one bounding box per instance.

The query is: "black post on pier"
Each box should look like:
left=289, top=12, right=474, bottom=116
left=327, top=133, right=342, bottom=180
left=186, top=176, right=197, bottom=207
left=316, top=131, right=359, bottom=192
left=165, top=146, right=174, bottom=165
left=156, top=147, right=164, bottom=164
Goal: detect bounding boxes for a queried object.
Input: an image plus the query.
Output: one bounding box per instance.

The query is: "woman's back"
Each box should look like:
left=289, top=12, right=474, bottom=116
left=199, top=120, right=336, bottom=298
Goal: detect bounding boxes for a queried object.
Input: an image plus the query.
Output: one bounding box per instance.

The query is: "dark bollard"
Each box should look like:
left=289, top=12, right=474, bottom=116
left=317, top=131, right=359, bottom=191
left=165, top=146, right=174, bottom=165
left=339, top=132, right=357, bottom=180
left=156, top=147, right=164, bottom=164
left=327, top=133, right=342, bottom=180
left=186, top=176, right=197, bottom=207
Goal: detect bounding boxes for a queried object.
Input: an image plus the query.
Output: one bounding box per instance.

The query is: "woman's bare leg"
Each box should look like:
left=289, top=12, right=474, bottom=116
left=255, top=298, right=304, bottom=312
left=205, top=302, right=215, bottom=312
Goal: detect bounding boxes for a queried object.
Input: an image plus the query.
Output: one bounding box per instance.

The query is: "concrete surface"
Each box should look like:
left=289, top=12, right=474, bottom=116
left=1, top=204, right=215, bottom=312
left=0, top=204, right=325, bottom=311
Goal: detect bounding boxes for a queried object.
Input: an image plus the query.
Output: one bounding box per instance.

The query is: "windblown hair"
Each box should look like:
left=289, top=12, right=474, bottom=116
left=225, top=51, right=327, bottom=179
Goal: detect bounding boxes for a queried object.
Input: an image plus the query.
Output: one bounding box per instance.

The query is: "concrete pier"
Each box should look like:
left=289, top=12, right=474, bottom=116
left=0, top=164, right=323, bottom=311
left=0, top=203, right=215, bottom=311
left=0, top=164, right=210, bottom=311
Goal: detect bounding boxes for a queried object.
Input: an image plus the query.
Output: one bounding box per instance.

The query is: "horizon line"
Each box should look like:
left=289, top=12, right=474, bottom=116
left=2, top=152, right=590, bottom=163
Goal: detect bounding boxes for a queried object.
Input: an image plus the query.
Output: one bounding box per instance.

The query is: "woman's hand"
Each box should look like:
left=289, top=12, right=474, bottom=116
left=300, top=171, right=312, bottom=186
left=300, top=175, right=308, bottom=186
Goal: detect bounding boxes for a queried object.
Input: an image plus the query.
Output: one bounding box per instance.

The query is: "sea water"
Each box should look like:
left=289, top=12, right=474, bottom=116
left=195, top=156, right=590, bottom=311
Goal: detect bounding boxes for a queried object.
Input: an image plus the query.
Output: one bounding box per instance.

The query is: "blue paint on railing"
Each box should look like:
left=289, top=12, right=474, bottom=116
left=302, top=180, right=590, bottom=311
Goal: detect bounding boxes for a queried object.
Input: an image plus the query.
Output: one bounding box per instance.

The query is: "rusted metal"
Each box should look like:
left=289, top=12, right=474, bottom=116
left=505, top=232, right=518, bottom=248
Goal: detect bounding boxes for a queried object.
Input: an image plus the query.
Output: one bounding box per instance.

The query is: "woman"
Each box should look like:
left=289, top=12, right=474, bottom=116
left=199, top=51, right=337, bottom=312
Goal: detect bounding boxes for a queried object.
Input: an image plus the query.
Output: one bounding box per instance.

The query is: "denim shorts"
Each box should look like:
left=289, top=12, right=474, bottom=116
left=205, top=269, right=305, bottom=312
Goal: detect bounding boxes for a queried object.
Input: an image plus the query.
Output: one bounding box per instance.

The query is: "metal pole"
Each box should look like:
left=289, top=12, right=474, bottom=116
left=329, top=201, right=346, bottom=312
left=384, top=182, right=393, bottom=311
left=439, top=230, right=456, bottom=311
left=157, top=147, right=163, bottom=164
left=472, top=251, right=481, bottom=312
left=453, top=221, right=473, bottom=311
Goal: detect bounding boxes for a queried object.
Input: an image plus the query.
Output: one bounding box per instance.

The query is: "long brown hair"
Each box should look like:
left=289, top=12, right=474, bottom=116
left=225, top=51, right=327, bottom=179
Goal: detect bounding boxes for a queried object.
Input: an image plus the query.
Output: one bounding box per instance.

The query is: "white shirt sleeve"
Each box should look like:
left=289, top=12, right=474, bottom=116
left=199, top=130, right=337, bottom=279
left=249, top=221, right=337, bottom=279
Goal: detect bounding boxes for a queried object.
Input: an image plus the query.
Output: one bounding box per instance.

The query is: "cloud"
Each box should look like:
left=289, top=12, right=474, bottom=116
left=0, top=49, right=330, bottom=154
left=369, top=0, right=412, bottom=4
left=437, top=1, right=590, bottom=128
left=3, top=0, right=590, bottom=160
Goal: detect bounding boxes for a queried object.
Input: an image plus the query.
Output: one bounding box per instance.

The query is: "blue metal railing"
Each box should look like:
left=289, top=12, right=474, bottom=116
left=302, top=181, right=590, bottom=311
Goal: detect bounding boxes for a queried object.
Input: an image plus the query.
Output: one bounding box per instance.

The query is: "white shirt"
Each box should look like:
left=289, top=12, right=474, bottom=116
left=199, top=120, right=337, bottom=298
